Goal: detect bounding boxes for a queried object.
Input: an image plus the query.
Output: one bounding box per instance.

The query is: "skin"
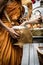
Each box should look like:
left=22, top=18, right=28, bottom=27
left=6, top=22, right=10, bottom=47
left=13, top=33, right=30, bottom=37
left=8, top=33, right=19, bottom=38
left=0, top=0, right=19, bottom=38
left=0, top=0, right=32, bottom=38
left=0, top=1, right=32, bottom=65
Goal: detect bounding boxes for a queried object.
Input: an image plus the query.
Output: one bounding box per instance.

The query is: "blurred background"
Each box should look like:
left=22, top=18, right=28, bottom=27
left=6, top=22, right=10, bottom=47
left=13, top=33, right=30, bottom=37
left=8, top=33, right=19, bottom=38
left=21, top=0, right=43, bottom=65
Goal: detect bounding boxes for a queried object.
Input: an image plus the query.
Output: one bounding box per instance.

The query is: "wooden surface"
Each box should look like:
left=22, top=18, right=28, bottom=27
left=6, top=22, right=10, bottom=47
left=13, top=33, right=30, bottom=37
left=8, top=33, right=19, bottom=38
left=21, top=43, right=43, bottom=65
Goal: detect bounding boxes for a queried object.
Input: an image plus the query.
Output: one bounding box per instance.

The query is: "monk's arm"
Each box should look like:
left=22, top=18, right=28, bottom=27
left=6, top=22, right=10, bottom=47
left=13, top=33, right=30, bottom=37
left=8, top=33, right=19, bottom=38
left=0, top=19, right=19, bottom=38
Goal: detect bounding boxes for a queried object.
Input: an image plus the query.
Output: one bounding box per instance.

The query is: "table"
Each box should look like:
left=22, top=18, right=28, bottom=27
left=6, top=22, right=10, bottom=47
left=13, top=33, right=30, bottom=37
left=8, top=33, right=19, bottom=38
left=21, top=43, right=43, bottom=65
left=21, top=1, right=43, bottom=65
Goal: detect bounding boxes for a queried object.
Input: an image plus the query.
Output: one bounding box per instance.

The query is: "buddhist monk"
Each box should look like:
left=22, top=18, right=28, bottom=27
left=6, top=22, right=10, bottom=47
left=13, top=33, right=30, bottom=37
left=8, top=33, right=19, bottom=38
left=0, top=0, right=32, bottom=65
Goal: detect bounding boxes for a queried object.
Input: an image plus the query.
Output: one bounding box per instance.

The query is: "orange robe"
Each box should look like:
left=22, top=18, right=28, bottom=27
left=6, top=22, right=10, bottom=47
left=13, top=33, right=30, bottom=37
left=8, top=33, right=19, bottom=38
left=0, top=1, right=23, bottom=65
left=0, top=0, right=32, bottom=65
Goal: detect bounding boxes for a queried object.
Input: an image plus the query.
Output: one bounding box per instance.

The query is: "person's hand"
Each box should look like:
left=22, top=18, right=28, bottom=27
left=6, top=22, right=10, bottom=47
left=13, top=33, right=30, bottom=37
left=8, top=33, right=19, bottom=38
left=0, top=19, right=20, bottom=39
left=9, top=28, right=20, bottom=39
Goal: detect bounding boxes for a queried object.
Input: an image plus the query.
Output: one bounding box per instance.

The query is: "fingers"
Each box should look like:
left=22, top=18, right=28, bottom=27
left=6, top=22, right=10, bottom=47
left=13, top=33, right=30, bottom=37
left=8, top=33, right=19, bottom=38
left=10, top=33, right=19, bottom=39
left=10, top=28, right=20, bottom=39
left=10, top=32, right=20, bottom=39
left=13, top=30, right=20, bottom=37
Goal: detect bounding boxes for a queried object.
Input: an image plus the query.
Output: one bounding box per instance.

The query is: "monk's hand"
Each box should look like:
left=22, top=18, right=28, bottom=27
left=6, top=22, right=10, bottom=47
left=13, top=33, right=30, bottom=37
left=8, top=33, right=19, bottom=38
left=9, top=28, right=20, bottom=39
left=0, top=19, right=20, bottom=39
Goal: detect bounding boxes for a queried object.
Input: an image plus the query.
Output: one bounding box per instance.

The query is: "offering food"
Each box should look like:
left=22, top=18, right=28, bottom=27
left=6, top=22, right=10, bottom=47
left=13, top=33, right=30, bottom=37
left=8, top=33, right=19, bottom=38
left=12, top=26, right=32, bottom=46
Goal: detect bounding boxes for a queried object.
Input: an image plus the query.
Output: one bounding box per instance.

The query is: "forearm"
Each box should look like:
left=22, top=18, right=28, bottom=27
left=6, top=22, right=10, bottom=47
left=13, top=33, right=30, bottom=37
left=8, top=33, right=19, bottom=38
left=0, top=19, right=19, bottom=39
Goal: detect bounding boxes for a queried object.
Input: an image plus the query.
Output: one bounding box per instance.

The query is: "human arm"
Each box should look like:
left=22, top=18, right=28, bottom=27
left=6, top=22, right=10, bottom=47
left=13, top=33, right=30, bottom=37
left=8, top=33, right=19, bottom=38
left=0, top=19, right=19, bottom=39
